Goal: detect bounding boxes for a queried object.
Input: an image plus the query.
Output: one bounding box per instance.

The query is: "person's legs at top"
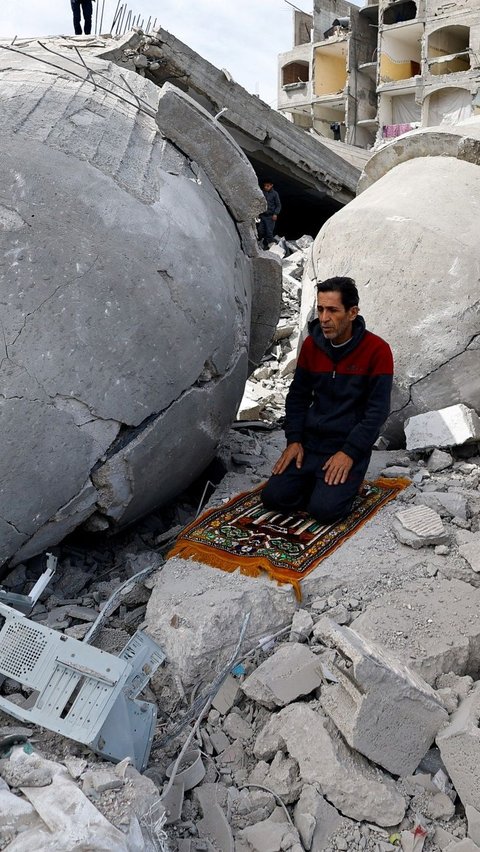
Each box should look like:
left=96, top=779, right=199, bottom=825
left=263, top=215, right=275, bottom=249
left=71, top=0, right=83, bottom=34
left=306, top=454, right=371, bottom=523
left=81, top=0, right=93, bottom=34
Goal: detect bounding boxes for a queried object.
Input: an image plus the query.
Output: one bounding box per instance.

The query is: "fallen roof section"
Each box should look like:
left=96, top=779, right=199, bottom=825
left=98, top=27, right=365, bottom=205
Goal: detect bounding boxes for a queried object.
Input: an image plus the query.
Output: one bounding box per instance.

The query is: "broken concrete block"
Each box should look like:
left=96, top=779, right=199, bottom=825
left=248, top=752, right=302, bottom=804
left=445, top=842, right=480, bottom=852
left=82, top=768, right=123, bottom=794
left=417, top=491, right=468, bottom=521
left=212, top=675, right=240, bottom=715
left=293, top=785, right=347, bottom=852
left=145, top=558, right=296, bottom=687
left=353, top=579, right=480, bottom=685
left=459, top=538, right=480, bottom=573
left=239, top=806, right=302, bottom=852
left=289, top=609, right=314, bottom=643
left=392, top=505, right=450, bottom=548
left=222, top=713, right=253, bottom=742
left=316, top=619, right=448, bottom=776
left=405, top=405, right=480, bottom=451
left=253, top=703, right=406, bottom=826
left=241, top=643, right=322, bottom=709
left=437, top=682, right=480, bottom=810
left=428, top=450, right=454, bottom=473
left=467, top=805, right=480, bottom=846
left=435, top=827, right=461, bottom=850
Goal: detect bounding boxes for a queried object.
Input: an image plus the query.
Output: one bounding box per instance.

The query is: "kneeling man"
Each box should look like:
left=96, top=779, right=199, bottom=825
left=262, top=277, right=393, bottom=523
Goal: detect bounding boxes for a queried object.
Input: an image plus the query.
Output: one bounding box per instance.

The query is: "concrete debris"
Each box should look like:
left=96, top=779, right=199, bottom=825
left=145, top=557, right=296, bottom=686
left=353, top=578, right=480, bottom=685
left=0, top=40, right=282, bottom=566
left=405, top=406, right=480, bottom=452
left=254, top=703, right=406, bottom=825
left=293, top=785, right=348, bottom=851
left=392, top=505, right=450, bottom=549
left=459, top=537, right=480, bottom=573
left=316, top=618, right=448, bottom=775
left=437, top=682, right=480, bottom=810
left=428, top=450, right=454, bottom=473
left=238, top=806, right=302, bottom=852
left=467, top=805, right=480, bottom=846
left=241, top=642, right=322, bottom=708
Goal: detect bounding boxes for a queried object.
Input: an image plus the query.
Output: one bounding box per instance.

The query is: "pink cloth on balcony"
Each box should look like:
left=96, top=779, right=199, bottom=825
left=383, top=123, right=413, bottom=138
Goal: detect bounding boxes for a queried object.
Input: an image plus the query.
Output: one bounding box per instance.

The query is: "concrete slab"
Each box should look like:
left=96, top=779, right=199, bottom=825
left=405, top=406, right=480, bottom=452
left=254, top=703, right=406, bottom=826
left=316, top=619, right=448, bottom=775
left=241, top=643, right=322, bottom=709
left=352, top=579, right=480, bottom=685
left=437, top=682, right=480, bottom=810
left=392, top=506, right=450, bottom=549
left=145, top=557, right=296, bottom=687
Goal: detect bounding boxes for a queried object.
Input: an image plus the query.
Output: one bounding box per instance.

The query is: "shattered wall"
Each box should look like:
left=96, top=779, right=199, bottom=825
left=301, top=117, right=480, bottom=445
left=0, top=41, right=281, bottom=566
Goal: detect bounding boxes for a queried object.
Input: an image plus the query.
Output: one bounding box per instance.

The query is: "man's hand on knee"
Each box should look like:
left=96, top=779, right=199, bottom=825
left=272, top=442, right=304, bottom=475
left=322, top=451, right=353, bottom=485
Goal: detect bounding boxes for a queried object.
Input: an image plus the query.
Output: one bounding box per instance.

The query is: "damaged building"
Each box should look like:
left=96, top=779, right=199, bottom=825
left=278, top=0, right=480, bottom=147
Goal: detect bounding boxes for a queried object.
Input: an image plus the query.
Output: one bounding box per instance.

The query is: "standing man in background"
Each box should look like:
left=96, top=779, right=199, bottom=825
left=257, top=179, right=281, bottom=251
left=71, top=0, right=94, bottom=35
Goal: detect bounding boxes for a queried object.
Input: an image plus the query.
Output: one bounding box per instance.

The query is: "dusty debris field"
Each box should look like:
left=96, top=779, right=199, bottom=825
left=2, top=242, right=480, bottom=851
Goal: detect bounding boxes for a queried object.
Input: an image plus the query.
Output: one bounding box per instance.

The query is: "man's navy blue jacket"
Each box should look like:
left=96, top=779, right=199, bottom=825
left=284, top=316, right=393, bottom=462
left=262, top=188, right=281, bottom=217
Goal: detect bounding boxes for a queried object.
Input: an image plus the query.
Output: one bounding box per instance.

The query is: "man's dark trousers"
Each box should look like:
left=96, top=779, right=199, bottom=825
left=257, top=214, right=275, bottom=250
left=71, top=0, right=93, bottom=34
left=261, top=450, right=371, bottom=524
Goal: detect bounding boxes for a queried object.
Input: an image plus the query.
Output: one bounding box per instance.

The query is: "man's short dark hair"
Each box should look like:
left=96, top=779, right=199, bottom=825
left=262, top=178, right=273, bottom=185
left=316, top=277, right=359, bottom=310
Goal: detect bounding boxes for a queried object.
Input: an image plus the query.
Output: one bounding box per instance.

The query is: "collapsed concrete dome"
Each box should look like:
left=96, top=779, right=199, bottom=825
left=0, top=40, right=282, bottom=566
left=301, top=117, right=480, bottom=445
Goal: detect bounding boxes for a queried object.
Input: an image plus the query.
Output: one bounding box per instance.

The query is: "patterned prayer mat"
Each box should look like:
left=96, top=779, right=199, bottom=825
left=168, top=477, right=409, bottom=600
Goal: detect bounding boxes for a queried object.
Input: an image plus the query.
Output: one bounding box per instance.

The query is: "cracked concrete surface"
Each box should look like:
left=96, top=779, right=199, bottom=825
left=0, top=40, right=281, bottom=565
left=300, top=118, right=480, bottom=446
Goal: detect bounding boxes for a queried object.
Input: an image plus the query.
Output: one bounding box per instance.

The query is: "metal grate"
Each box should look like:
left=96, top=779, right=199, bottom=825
left=0, top=621, right=47, bottom=678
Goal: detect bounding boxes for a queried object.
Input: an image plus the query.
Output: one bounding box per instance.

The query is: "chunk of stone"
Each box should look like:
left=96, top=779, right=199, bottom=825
left=82, top=768, right=124, bottom=794
left=223, top=713, right=253, bottom=742
left=290, top=609, right=314, bottom=643
left=0, top=785, right=40, bottom=838
left=239, top=806, right=302, bottom=852
left=392, top=505, right=450, bottom=548
left=212, top=675, right=241, bottom=716
left=425, top=792, right=455, bottom=820
left=145, top=558, right=296, bottom=686
left=380, top=466, right=411, bottom=478
left=467, top=805, right=480, bottom=846
left=0, top=750, right=53, bottom=788
left=293, top=785, right=347, bottom=852
left=417, top=492, right=468, bottom=521
left=316, top=619, right=448, bottom=776
left=428, top=450, right=453, bottom=473
left=248, top=752, right=302, bottom=805
left=435, top=828, right=460, bottom=850
left=241, top=643, right=322, bottom=709
left=253, top=703, right=406, bottom=826
left=444, top=842, right=480, bottom=852
left=459, top=538, right=480, bottom=573
left=353, top=579, right=480, bottom=685
left=210, top=731, right=230, bottom=755
left=437, top=682, right=480, bottom=810
left=405, top=405, right=480, bottom=451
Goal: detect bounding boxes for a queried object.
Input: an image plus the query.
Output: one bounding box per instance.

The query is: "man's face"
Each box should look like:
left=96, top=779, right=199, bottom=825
left=317, top=290, right=358, bottom=344
left=263, top=182, right=273, bottom=191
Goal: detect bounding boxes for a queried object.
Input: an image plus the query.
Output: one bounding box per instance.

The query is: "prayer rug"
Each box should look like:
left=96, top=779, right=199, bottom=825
left=168, top=477, right=409, bottom=601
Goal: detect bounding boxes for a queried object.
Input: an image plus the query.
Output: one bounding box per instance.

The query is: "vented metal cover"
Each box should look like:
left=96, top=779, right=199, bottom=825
left=0, top=621, right=47, bottom=678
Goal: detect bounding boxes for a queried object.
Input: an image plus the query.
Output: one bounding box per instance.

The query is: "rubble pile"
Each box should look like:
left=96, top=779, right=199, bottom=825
left=237, top=236, right=313, bottom=423
left=2, top=417, right=480, bottom=850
